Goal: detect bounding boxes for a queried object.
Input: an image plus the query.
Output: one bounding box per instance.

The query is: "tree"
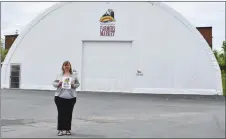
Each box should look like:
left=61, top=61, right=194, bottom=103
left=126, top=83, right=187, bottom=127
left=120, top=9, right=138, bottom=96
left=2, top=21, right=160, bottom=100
left=213, top=41, right=226, bottom=69
left=220, top=41, right=226, bottom=70
left=214, top=41, right=226, bottom=95
left=222, top=41, right=226, bottom=64
left=222, top=41, right=226, bottom=52
left=213, top=49, right=220, bottom=62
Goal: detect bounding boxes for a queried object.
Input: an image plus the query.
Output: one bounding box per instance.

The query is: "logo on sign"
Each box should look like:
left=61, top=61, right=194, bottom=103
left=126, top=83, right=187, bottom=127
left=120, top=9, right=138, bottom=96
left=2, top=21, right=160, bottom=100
left=100, top=9, right=115, bottom=36
left=136, top=70, right=143, bottom=76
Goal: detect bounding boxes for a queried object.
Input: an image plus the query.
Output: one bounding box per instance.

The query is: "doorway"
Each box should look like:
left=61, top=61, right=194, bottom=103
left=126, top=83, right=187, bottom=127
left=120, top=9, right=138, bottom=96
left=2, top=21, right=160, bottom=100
left=81, top=41, right=133, bottom=92
left=10, top=64, right=20, bottom=88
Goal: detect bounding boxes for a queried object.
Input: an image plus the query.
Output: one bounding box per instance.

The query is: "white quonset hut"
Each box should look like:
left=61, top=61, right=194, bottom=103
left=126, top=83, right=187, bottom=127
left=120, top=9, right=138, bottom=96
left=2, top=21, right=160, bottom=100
left=1, top=2, right=223, bottom=95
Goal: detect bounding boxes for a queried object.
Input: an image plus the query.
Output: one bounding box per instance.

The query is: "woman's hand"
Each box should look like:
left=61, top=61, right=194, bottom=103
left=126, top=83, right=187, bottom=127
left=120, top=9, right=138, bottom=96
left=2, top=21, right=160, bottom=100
left=71, top=79, right=80, bottom=89
left=58, top=81, right=63, bottom=88
left=71, top=82, right=75, bottom=89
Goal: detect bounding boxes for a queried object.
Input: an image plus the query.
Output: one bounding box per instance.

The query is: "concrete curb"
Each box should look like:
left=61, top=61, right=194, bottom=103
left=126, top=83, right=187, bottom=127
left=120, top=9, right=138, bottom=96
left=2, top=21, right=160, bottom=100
left=81, top=91, right=225, bottom=101
left=2, top=88, right=225, bottom=101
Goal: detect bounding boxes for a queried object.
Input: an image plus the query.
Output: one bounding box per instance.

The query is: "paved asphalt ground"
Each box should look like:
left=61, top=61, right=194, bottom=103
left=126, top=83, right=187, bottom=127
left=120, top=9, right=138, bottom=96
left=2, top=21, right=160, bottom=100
left=1, top=89, right=225, bottom=138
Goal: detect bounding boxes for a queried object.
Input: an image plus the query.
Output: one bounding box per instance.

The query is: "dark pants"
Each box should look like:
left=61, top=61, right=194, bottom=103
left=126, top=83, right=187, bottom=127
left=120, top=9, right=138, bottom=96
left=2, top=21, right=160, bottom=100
left=54, top=96, right=77, bottom=130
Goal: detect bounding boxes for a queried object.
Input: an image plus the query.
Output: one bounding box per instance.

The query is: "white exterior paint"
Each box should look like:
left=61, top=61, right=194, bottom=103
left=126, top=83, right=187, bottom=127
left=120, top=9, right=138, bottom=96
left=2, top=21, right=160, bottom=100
left=1, top=2, right=223, bottom=95
left=82, top=41, right=133, bottom=92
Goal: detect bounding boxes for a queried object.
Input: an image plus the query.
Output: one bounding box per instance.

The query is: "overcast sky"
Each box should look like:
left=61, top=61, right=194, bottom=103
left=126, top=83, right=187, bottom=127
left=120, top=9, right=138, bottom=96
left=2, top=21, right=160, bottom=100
left=1, top=2, right=225, bottom=50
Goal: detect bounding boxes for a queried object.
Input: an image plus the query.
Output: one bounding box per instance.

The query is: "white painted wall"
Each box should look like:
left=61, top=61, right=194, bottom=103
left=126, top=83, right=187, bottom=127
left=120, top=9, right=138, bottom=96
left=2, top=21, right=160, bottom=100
left=82, top=41, right=133, bottom=92
left=1, top=2, right=223, bottom=95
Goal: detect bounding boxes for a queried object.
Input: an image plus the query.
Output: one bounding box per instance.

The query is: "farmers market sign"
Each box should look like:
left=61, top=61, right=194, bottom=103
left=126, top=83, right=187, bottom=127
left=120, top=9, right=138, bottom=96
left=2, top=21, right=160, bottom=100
left=99, top=9, right=115, bottom=36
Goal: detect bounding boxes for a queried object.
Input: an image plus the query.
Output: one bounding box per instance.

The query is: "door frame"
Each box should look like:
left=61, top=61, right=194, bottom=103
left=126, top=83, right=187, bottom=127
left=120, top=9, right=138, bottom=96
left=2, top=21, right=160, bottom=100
left=9, top=63, right=21, bottom=89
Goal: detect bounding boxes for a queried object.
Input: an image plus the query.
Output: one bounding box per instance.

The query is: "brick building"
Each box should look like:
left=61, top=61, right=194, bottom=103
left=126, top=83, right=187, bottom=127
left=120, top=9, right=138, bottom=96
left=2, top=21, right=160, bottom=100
left=4, top=34, right=18, bottom=50
left=196, top=26, right=212, bottom=49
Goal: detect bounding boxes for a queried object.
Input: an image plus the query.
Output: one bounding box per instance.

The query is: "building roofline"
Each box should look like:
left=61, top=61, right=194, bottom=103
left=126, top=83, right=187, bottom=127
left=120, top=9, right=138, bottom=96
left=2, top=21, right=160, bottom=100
left=196, top=26, right=212, bottom=29
left=4, top=34, right=19, bottom=37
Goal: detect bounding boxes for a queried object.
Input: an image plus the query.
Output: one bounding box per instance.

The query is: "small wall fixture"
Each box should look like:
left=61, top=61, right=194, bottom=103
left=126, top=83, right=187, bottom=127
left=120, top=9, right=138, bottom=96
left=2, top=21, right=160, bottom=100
left=136, top=70, right=143, bottom=76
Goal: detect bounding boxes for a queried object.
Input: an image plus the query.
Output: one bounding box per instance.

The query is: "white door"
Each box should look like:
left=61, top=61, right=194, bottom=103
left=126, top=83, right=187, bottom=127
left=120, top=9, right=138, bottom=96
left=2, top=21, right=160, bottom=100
left=82, top=41, right=132, bottom=92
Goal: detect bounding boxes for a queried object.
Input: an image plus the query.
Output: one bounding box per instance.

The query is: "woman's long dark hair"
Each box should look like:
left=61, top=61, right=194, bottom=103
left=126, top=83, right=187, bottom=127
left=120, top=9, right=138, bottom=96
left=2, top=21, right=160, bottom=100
left=62, top=61, right=72, bottom=74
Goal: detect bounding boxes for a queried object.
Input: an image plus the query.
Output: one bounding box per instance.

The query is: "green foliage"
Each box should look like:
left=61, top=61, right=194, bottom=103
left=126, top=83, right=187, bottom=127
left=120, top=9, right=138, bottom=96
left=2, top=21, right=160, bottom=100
left=222, top=41, right=226, bottom=66
left=213, top=41, right=226, bottom=67
left=214, top=41, right=226, bottom=95
left=0, top=38, right=9, bottom=63
left=222, top=41, right=226, bottom=51
left=0, top=47, right=9, bottom=62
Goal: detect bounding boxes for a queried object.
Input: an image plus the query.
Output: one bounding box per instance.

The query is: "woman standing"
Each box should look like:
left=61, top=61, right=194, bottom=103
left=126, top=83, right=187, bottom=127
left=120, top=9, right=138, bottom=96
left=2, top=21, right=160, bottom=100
left=52, top=61, right=80, bottom=136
